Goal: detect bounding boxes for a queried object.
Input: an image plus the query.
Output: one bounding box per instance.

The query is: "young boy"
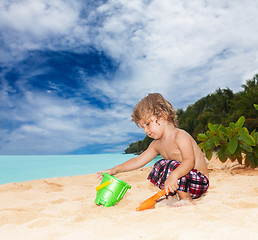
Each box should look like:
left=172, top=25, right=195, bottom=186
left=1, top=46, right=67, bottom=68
left=97, top=93, right=209, bottom=206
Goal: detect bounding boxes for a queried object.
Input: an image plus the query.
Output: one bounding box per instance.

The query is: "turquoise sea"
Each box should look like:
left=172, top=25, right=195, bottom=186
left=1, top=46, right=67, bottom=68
left=0, top=154, right=162, bottom=185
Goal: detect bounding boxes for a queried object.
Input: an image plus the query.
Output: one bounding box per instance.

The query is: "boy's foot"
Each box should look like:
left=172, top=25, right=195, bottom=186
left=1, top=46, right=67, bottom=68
left=170, top=198, right=196, bottom=207
left=158, top=194, right=179, bottom=206
left=157, top=193, right=196, bottom=208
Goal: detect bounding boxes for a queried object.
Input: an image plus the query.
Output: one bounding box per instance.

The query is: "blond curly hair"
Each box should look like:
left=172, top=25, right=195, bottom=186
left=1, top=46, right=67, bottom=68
left=131, top=93, right=178, bottom=127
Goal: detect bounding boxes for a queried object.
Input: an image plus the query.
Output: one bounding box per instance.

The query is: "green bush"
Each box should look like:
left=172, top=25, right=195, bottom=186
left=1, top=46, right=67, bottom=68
left=124, top=136, right=153, bottom=154
left=197, top=116, right=258, bottom=168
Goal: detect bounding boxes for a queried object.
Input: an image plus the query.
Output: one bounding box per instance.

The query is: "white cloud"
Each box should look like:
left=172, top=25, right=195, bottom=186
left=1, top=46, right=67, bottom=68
left=0, top=0, right=258, bottom=154
left=0, top=79, right=138, bottom=154
left=0, top=0, right=79, bottom=34
left=0, top=0, right=89, bottom=62
left=90, top=0, right=258, bottom=108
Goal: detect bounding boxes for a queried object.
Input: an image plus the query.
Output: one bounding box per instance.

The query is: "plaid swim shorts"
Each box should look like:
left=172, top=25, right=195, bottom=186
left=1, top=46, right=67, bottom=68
left=147, top=159, right=209, bottom=199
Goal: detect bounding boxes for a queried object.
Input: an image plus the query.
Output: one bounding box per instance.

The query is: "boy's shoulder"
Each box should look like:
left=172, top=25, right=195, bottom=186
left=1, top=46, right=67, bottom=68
left=173, top=128, right=192, bottom=141
left=173, top=128, right=188, bottom=136
left=162, top=128, right=188, bottom=144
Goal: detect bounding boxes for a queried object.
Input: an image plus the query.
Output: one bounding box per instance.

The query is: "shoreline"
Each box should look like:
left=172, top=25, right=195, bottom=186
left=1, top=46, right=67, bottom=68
left=0, top=156, right=258, bottom=239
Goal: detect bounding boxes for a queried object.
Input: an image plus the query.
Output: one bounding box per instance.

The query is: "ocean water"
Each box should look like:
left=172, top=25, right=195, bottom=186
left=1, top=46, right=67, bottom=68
left=0, top=154, right=162, bottom=185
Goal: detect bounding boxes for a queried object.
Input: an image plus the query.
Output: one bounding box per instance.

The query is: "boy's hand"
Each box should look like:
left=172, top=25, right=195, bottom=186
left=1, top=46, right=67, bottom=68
left=96, top=168, right=116, bottom=180
left=96, top=170, right=110, bottom=180
left=164, top=174, right=179, bottom=195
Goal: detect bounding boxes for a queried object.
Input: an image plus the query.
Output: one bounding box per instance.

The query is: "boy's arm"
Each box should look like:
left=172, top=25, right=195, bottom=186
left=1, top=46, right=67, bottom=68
left=97, top=140, right=158, bottom=179
left=164, top=131, right=195, bottom=194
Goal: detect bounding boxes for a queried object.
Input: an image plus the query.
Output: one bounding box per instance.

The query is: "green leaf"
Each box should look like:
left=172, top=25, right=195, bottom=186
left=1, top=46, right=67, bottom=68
left=229, top=156, right=237, bottom=162
left=205, top=149, right=213, bottom=160
left=235, top=145, right=242, bottom=156
left=208, top=123, right=216, bottom=132
left=230, top=146, right=242, bottom=163
left=254, top=104, right=258, bottom=110
left=253, top=146, right=258, bottom=158
left=204, top=137, right=215, bottom=151
left=214, top=135, right=220, bottom=147
left=251, top=131, right=258, bottom=142
left=229, top=122, right=236, bottom=130
left=218, top=126, right=231, bottom=138
left=227, top=136, right=238, bottom=154
left=225, top=146, right=231, bottom=156
left=239, top=128, right=255, bottom=146
left=235, top=116, right=245, bottom=129
left=217, top=148, right=228, bottom=163
left=246, top=152, right=258, bottom=168
left=245, top=158, right=250, bottom=167
left=235, top=146, right=242, bottom=165
left=197, top=133, right=208, bottom=141
left=239, top=142, right=253, bottom=153
left=206, top=131, right=213, bottom=138
left=198, top=142, right=205, bottom=150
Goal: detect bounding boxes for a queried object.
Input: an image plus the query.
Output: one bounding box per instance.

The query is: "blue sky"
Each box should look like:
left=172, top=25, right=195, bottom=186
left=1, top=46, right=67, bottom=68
left=0, top=0, right=258, bottom=155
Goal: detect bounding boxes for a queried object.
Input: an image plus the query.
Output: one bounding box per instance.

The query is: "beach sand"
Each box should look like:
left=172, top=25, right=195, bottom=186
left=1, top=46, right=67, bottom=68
left=0, top=156, right=258, bottom=240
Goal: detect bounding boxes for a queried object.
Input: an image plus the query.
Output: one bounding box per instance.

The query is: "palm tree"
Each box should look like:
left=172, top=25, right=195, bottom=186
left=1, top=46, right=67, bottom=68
left=229, top=75, right=258, bottom=131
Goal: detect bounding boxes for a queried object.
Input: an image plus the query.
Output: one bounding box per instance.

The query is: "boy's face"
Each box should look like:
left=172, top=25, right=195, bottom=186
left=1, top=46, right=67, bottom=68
left=138, top=116, right=165, bottom=139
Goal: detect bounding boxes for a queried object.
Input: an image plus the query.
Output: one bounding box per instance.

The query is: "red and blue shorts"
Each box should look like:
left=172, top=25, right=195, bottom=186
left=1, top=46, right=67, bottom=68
left=147, top=159, right=209, bottom=199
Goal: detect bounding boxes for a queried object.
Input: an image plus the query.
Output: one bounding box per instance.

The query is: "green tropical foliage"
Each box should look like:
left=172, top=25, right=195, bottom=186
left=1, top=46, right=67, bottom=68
left=178, top=74, right=258, bottom=138
left=228, top=78, right=258, bottom=131
left=124, top=135, right=153, bottom=154
left=178, top=87, right=235, bottom=139
left=197, top=116, right=258, bottom=168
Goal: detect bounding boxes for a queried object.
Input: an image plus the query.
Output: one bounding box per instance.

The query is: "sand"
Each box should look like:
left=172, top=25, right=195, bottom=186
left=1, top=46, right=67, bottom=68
left=0, top=156, right=258, bottom=240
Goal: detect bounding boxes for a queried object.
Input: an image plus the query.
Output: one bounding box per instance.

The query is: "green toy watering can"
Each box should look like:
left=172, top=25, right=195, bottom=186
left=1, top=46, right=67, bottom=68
left=95, top=172, right=131, bottom=207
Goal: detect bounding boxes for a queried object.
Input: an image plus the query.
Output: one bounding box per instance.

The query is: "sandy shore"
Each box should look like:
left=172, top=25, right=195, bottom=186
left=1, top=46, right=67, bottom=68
left=0, top=156, right=258, bottom=240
